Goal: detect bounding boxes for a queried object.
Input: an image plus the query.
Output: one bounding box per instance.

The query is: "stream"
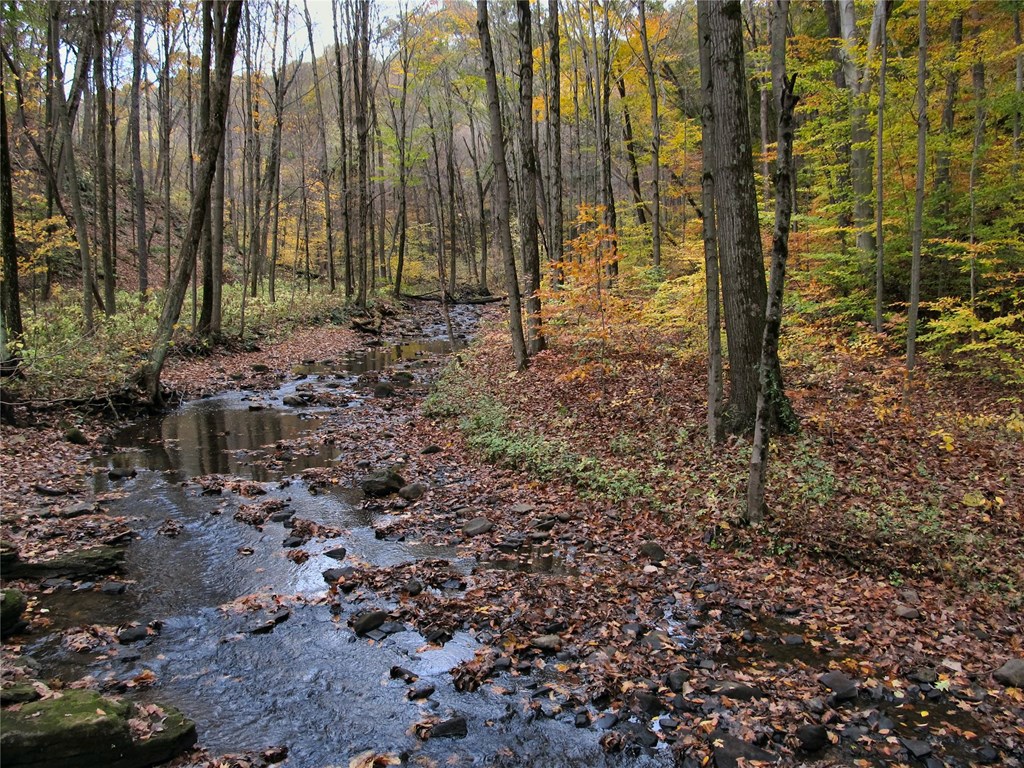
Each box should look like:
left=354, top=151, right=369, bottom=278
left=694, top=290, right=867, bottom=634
left=24, top=313, right=673, bottom=768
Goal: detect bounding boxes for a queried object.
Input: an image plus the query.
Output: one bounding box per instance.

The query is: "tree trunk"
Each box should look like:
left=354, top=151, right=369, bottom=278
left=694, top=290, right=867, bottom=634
left=388, top=5, right=412, bottom=298
left=92, top=1, right=114, bottom=315
left=258, top=0, right=292, bottom=303
left=303, top=1, right=336, bottom=293
left=637, top=0, right=660, bottom=269
left=351, top=0, right=370, bottom=307
left=332, top=1, right=354, bottom=298
left=160, top=0, right=172, bottom=284
left=131, top=0, right=148, bottom=297
left=477, top=0, right=527, bottom=371
left=196, top=1, right=214, bottom=333
left=1015, top=8, right=1022, bottom=160
left=704, top=0, right=771, bottom=432
left=874, top=9, right=887, bottom=333
left=616, top=73, right=647, bottom=227
left=1, top=52, right=23, bottom=375
left=968, top=24, right=985, bottom=330
left=905, top=0, right=927, bottom=403
left=747, top=0, right=796, bottom=525
left=696, top=0, right=723, bottom=446
left=143, top=0, right=242, bottom=403
left=934, top=15, right=962, bottom=202
left=547, top=0, right=563, bottom=273
left=518, top=1, right=543, bottom=354
left=51, top=3, right=94, bottom=332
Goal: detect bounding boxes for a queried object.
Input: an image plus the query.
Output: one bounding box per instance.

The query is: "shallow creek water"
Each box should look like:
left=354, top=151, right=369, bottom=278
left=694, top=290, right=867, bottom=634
left=25, top=330, right=673, bottom=768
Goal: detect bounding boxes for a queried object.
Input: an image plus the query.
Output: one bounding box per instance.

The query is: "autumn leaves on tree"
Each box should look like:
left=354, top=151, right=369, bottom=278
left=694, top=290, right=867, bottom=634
left=2, top=1, right=1022, bottom=517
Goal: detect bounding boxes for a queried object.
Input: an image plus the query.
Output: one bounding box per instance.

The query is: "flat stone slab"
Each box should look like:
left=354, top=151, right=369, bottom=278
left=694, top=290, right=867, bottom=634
left=5, top=546, right=126, bottom=580
left=1, top=689, right=196, bottom=768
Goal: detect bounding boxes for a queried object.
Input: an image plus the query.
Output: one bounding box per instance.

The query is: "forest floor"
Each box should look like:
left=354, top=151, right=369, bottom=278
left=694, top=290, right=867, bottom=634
left=1, top=300, right=1022, bottom=767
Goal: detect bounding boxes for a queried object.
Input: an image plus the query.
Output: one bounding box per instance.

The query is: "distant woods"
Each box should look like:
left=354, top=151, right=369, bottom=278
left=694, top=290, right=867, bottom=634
left=1, top=1, right=1021, bottom=414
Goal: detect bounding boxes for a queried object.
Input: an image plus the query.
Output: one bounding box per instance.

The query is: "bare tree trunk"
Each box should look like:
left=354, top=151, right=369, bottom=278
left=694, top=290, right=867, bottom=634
left=874, top=10, right=887, bottom=333
left=161, top=0, right=172, bottom=284
left=332, top=1, right=354, bottom=298
left=303, top=1, right=336, bottom=292
left=477, top=0, right=527, bottom=371
left=637, top=0, right=660, bottom=268
left=905, top=0, right=927, bottom=403
left=351, top=0, right=370, bottom=306
left=444, top=87, right=458, bottom=297
left=51, top=3, right=94, bottom=332
left=934, top=15, right=962, bottom=201
left=143, top=0, right=242, bottom=403
left=747, top=0, right=796, bottom=525
left=838, top=0, right=885, bottom=260
left=968, top=25, right=985, bottom=331
left=697, top=0, right=723, bottom=446
left=92, top=0, right=114, bottom=314
left=465, top=108, right=490, bottom=295
left=131, top=0, right=148, bottom=296
left=1015, top=8, right=1022, bottom=161
left=547, top=0, right=563, bottom=273
left=258, top=0, right=292, bottom=304
left=1, top=53, right=23, bottom=377
left=703, top=0, right=773, bottom=431
left=616, top=73, right=647, bottom=226
left=388, top=4, right=412, bottom=298
left=518, top=1, right=543, bottom=353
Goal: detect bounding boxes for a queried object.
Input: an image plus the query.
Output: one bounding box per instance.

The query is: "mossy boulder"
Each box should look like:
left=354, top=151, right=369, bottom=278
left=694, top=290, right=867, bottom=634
left=1, top=588, right=28, bottom=638
left=1, top=689, right=196, bottom=768
left=5, top=545, right=125, bottom=580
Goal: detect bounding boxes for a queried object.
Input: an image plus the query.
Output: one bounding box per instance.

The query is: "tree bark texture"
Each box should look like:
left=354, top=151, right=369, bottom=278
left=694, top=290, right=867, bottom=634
left=144, top=0, right=243, bottom=403
left=477, top=1, right=527, bottom=371
left=704, top=0, right=769, bottom=431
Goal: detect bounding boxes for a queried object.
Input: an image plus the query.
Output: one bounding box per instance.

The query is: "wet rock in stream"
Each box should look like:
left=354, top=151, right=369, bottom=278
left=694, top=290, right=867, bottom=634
left=0, top=689, right=196, bottom=768
left=4, top=545, right=126, bottom=580
left=359, top=468, right=406, bottom=497
left=351, top=610, right=389, bottom=636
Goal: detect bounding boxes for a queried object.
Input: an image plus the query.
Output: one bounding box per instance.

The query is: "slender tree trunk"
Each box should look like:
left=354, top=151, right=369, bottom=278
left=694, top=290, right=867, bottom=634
left=934, top=15, right=962, bottom=202
left=637, top=0, right=660, bottom=268
left=161, top=0, right=172, bottom=284
left=518, top=1, right=543, bottom=353
left=1015, top=8, right=1022, bottom=161
left=905, top=0, right=927, bottom=403
left=478, top=0, right=527, bottom=371
left=968, top=32, right=985, bottom=330
left=616, top=73, right=647, bottom=226
left=144, top=0, right=242, bottom=403
left=874, top=11, right=887, bottom=333
left=747, top=0, right=796, bottom=525
left=51, top=3, right=94, bottom=332
left=332, top=1, right=354, bottom=298
left=303, top=1, right=336, bottom=292
left=388, top=5, right=412, bottom=298
left=1, top=53, right=23, bottom=376
left=547, top=0, right=563, bottom=273
left=132, top=0, right=148, bottom=296
left=258, top=0, right=291, bottom=303
left=92, top=1, right=114, bottom=314
left=445, top=88, right=458, bottom=297
left=352, top=0, right=370, bottom=306
left=697, top=0, right=723, bottom=446
left=197, top=1, right=214, bottom=333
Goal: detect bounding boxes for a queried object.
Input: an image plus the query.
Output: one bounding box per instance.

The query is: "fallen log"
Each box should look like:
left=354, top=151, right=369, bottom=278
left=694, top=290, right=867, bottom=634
left=400, top=292, right=505, bottom=305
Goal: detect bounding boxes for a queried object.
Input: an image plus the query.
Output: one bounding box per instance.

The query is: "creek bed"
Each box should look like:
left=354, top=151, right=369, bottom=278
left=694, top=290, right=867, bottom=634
left=24, top=322, right=672, bottom=768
